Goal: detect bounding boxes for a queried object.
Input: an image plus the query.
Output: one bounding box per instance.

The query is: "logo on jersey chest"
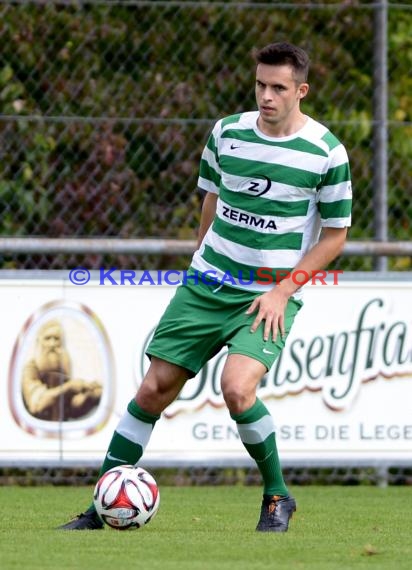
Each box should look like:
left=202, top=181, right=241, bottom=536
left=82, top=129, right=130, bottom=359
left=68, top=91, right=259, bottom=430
left=222, top=205, right=277, bottom=230
left=237, top=175, right=272, bottom=197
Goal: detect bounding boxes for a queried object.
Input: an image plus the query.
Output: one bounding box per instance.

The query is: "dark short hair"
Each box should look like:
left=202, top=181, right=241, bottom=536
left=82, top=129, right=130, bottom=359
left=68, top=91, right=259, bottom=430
left=254, top=42, right=310, bottom=82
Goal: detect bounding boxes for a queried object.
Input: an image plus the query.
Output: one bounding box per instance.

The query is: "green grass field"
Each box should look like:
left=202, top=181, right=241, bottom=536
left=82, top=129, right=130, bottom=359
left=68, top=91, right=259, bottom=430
left=0, top=486, right=411, bottom=570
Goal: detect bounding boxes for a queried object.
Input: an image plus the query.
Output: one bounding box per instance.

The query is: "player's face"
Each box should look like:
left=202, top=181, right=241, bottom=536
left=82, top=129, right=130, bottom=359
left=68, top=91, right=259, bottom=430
left=255, top=63, right=308, bottom=134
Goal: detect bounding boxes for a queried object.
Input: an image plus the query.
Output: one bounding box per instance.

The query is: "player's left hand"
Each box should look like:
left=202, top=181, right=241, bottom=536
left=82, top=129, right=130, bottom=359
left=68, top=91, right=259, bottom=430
left=245, top=288, right=289, bottom=342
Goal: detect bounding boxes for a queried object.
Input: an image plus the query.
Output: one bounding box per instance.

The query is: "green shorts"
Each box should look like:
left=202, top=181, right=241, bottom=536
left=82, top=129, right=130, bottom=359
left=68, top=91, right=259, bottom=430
left=146, top=275, right=302, bottom=376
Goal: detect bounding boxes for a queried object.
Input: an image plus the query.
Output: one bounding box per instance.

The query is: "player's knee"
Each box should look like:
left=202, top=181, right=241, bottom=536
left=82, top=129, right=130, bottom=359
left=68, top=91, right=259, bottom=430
left=222, top=383, right=252, bottom=415
left=136, top=359, right=188, bottom=407
left=137, top=376, right=169, bottom=400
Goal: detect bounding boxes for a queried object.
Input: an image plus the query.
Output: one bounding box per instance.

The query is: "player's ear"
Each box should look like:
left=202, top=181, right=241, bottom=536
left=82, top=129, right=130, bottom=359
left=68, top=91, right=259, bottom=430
left=298, top=83, right=309, bottom=99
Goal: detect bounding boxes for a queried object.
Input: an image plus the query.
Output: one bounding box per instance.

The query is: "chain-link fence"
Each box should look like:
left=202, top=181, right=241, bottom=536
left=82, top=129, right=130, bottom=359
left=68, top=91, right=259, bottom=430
left=1, top=464, right=411, bottom=487
left=0, top=0, right=411, bottom=271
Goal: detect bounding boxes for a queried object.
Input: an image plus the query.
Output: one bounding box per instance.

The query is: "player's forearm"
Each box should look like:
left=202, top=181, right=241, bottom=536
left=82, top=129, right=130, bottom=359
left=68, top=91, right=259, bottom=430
left=276, top=227, right=348, bottom=298
left=197, top=191, right=218, bottom=248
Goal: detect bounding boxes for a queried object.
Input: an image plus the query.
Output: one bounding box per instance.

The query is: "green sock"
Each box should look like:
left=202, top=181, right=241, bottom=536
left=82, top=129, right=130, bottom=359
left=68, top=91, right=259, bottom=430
left=231, top=398, right=288, bottom=497
left=87, top=399, right=160, bottom=513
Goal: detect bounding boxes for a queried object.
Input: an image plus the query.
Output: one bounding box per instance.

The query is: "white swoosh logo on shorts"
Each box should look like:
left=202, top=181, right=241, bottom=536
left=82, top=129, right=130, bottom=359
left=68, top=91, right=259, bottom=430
left=262, top=348, right=275, bottom=355
left=106, top=452, right=128, bottom=463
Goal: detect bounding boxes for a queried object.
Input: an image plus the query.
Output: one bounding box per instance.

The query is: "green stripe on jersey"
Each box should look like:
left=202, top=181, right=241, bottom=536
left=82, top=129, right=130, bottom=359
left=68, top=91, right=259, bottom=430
left=205, top=134, right=219, bottom=166
left=221, top=113, right=242, bottom=127
left=318, top=199, right=352, bottom=219
left=213, top=217, right=302, bottom=250
left=202, top=245, right=292, bottom=282
left=222, top=128, right=329, bottom=157
left=323, top=162, right=351, bottom=186
left=220, top=156, right=321, bottom=189
left=206, top=134, right=216, bottom=152
left=220, top=186, right=309, bottom=217
left=199, top=157, right=221, bottom=187
left=322, top=131, right=342, bottom=151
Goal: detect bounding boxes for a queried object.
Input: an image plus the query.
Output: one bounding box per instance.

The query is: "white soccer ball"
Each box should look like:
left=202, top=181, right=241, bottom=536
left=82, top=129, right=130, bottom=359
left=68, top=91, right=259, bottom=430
left=93, top=465, right=160, bottom=530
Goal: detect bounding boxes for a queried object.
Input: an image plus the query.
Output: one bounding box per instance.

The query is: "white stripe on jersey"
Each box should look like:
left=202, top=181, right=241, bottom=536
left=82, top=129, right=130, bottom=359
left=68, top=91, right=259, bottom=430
left=316, top=181, right=353, bottom=203
left=198, top=175, right=219, bottom=194
left=201, top=145, right=219, bottom=171
left=220, top=138, right=329, bottom=174
left=320, top=217, right=352, bottom=227
left=201, top=229, right=303, bottom=270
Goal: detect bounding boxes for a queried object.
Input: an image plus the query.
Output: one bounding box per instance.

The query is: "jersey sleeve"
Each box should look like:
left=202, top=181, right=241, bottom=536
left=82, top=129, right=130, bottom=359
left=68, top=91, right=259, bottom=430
left=197, top=120, right=222, bottom=195
left=317, top=144, right=352, bottom=228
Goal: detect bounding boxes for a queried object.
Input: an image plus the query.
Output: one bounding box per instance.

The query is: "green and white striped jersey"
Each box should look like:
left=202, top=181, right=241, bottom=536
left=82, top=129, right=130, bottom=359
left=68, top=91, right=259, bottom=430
left=191, top=111, right=352, bottom=296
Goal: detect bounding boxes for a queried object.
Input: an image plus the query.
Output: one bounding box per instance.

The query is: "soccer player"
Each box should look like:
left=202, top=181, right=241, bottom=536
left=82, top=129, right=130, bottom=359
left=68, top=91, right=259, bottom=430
left=59, top=42, right=351, bottom=532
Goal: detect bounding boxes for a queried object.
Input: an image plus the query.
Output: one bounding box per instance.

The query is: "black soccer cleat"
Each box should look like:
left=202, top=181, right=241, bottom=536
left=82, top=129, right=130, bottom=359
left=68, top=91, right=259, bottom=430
left=57, top=510, right=104, bottom=530
left=256, top=495, right=296, bottom=532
